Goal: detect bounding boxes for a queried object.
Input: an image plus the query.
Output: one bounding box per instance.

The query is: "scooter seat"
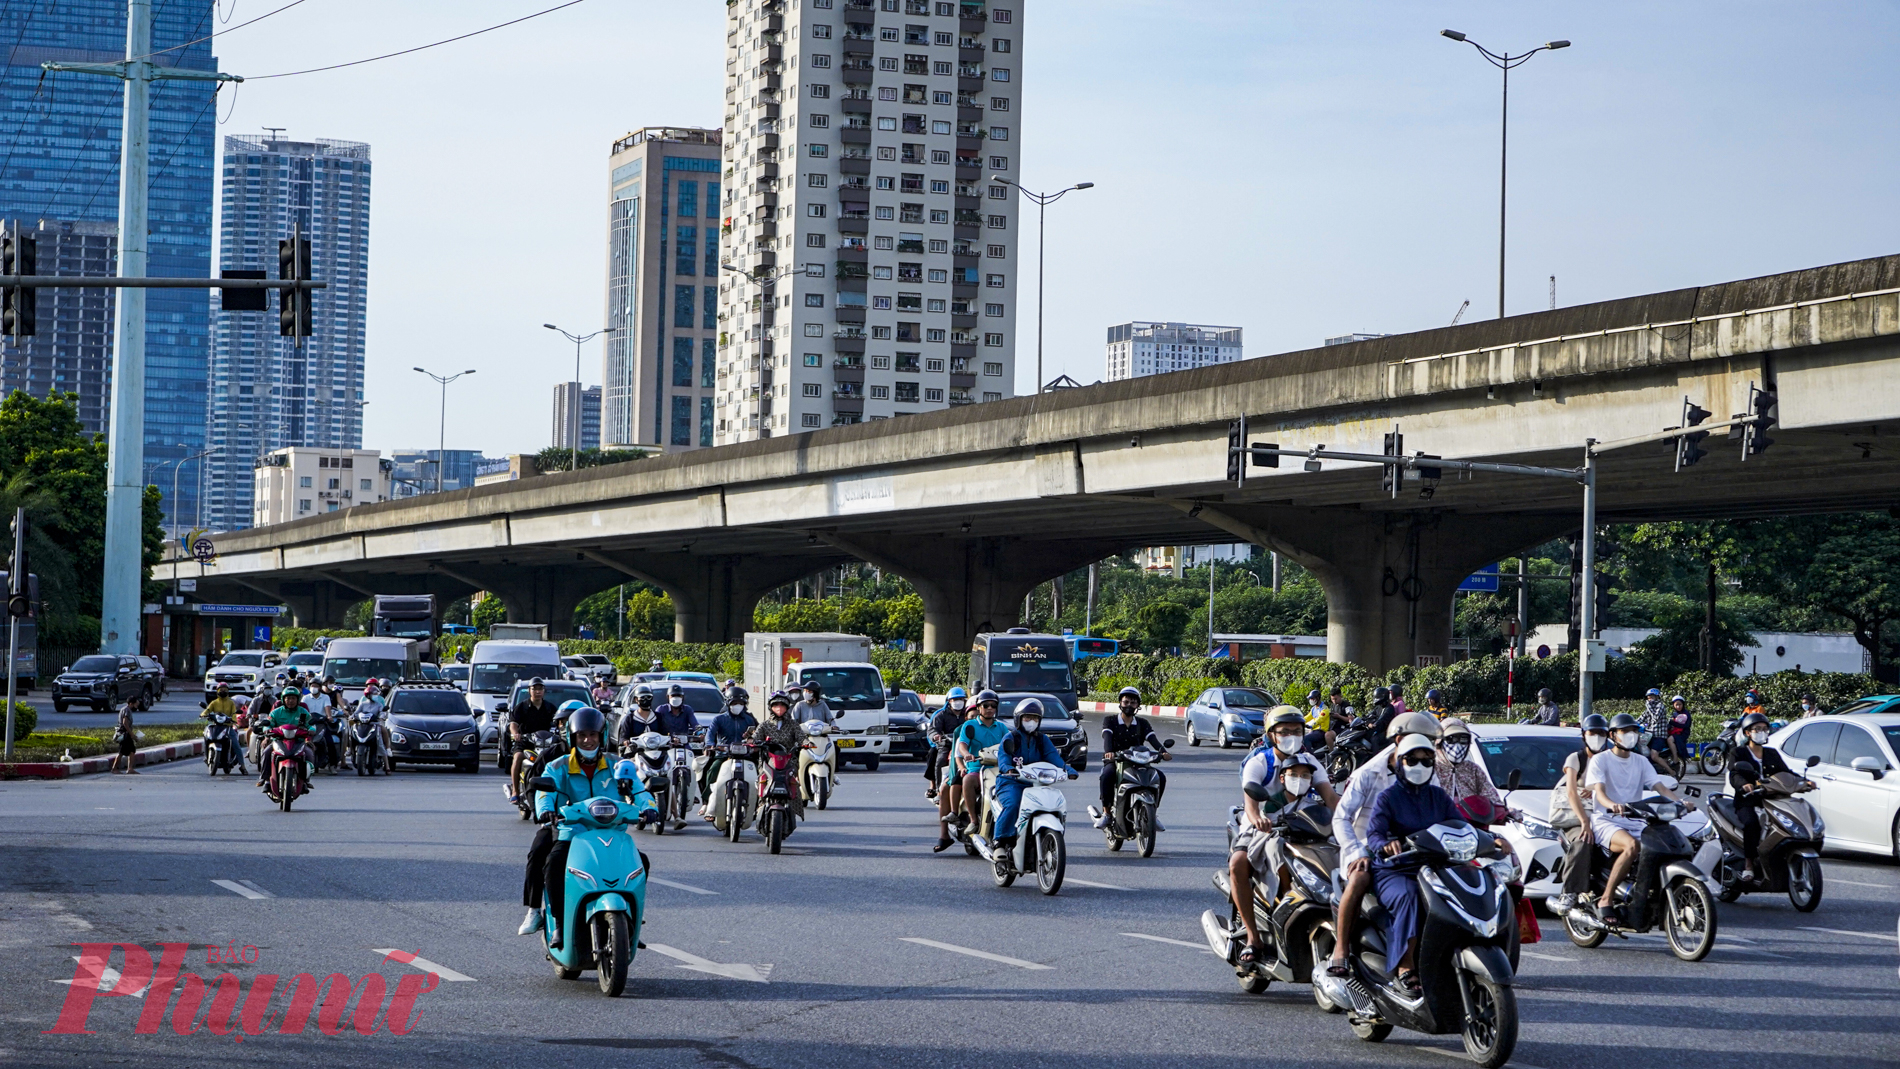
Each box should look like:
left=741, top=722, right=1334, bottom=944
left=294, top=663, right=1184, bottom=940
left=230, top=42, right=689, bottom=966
left=1708, top=794, right=1740, bottom=827
left=1359, top=892, right=1388, bottom=926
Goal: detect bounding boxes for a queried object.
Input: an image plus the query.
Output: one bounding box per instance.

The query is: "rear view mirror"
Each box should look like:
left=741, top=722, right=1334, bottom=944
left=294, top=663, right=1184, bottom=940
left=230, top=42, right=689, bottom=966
left=495, top=703, right=509, bottom=713
left=1506, top=769, right=1522, bottom=792
left=1805, top=754, right=1821, bottom=768
left=1242, top=782, right=1271, bottom=803
left=528, top=775, right=557, bottom=792
left=1163, top=738, right=1176, bottom=749
left=1849, top=756, right=1886, bottom=779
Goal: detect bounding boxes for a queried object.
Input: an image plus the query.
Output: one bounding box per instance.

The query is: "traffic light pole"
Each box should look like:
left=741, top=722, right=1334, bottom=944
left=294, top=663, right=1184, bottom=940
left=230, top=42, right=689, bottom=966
left=5, top=507, right=23, bottom=759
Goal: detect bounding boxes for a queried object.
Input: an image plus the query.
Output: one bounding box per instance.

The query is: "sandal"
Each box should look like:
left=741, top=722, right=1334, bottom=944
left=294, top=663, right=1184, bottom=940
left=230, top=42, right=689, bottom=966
left=932, top=837, right=954, bottom=853
left=1395, top=967, right=1422, bottom=995
left=1238, top=943, right=1264, bottom=966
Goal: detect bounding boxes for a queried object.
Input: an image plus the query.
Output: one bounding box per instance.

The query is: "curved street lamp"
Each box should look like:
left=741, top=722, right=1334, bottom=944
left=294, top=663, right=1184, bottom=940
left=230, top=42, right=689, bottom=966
left=413, top=367, right=476, bottom=491
left=990, top=177, right=1093, bottom=394
left=543, top=324, right=615, bottom=470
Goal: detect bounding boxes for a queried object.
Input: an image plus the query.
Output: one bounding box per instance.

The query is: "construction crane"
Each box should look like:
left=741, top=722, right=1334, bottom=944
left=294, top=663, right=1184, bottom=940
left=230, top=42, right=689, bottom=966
left=1450, top=299, right=1470, bottom=326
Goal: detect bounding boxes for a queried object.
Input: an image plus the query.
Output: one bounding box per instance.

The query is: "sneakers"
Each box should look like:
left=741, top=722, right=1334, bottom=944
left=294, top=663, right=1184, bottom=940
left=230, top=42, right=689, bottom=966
left=1549, top=893, right=1574, bottom=915
left=517, top=908, right=543, bottom=936
left=1088, top=805, right=1108, bottom=829
left=546, top=916, right=562, bottom=949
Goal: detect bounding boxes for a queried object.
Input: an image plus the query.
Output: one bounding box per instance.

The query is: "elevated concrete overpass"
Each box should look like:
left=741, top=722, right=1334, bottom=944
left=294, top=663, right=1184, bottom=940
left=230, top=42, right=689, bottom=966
left=172, top=253, right=1900, bottom=669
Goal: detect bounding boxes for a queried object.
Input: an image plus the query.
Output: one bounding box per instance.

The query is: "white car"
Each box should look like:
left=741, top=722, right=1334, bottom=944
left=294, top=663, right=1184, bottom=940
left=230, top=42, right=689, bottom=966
left=1476, top=724, right=1717, bottom=905
left=1769, top=712, right=1900, bottom=862
left=203, top=650, right=285, bottom=697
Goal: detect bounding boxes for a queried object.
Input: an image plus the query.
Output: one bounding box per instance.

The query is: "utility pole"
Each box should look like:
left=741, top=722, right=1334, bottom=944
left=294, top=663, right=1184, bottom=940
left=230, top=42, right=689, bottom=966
left=46, top=0, right=239, bottom=654
left=5, top=508, right=24, bottom=758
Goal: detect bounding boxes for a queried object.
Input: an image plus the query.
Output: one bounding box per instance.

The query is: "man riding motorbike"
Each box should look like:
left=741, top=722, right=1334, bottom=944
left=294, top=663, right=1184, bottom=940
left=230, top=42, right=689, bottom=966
left=1303, top=688, right=1335, bottom=750
left=954, top=690, right=1009, bottom=835
left=1547, top=713, right=1612, bottom=918
left=256, top=686, right=313, bottom=791
left=1529, top=687, right=1562, bottom=726
left=1367, top=733, right=1479, bottom=996
left=1366, top=686, right=1399, bottom=741
left=618, top=687, right=662, bottom=751
left=1325, top=710, right=1442, bottom=977
left=1090, top=686, right=1172, bottom=830
left=986, top=698, right=1079, bottom=854
left=201, top=684, right=247, bottom=777
left=925, top=687, right=969, bottom=801
left=1227, top=706, right=1340, bottom=965
left=1422, top=688, right=1452, bottom=719
left=1727, top=711, right=1811, bottom=885
left=1586, top=711, right=1698, bottom=922
left=747, top=691, right=809, bottom=818
left=518, top=706, right=654, bottom=947
left=791, top=680, right=834, bottom=726
left=508, top=678, right=558, bottom=803
left=699, top=689, right=758, bottom=818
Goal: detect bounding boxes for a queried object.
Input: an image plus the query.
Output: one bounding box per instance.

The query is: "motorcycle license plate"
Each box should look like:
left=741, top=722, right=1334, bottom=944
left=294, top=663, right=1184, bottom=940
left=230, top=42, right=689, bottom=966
left=420, top=742, right=450, bottom=750
left=838, top=739, right=858, bottom=747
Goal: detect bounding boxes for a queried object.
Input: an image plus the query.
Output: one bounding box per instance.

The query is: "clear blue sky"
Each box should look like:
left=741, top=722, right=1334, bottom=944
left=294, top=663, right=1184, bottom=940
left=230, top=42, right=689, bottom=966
left=211, top=1, right=1900, bottom=457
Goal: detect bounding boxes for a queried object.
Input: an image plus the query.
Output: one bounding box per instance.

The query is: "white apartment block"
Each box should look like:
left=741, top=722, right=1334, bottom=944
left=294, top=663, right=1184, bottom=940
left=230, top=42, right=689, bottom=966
left=719, top=0, right=1022, bottom=441
left=1104, top=321, right=1243, bottom=381
left=253, top=447, right=390, bottom=527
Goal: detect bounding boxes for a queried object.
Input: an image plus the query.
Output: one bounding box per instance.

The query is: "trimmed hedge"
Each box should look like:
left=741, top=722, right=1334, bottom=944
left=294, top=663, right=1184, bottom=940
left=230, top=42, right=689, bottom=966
left=272, top=627, right=364, bottom=651
left=5, top=699, right=34, bottom=741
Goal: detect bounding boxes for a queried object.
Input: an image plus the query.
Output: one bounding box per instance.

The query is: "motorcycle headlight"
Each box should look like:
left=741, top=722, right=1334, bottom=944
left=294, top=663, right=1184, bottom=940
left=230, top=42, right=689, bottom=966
left=1690, top=822, right=1717, bottom=844
left=567, top=866, right=596, bottom=883
left=1810, top=812, right=1824, bottom=835
left=389, top=731, right=407, bottom=745
left=1773, top=810, right=1799, bottom=833
left=1487, top=854, right=1521, bottom=884
left=1294, top=860, right=1331, bottom=897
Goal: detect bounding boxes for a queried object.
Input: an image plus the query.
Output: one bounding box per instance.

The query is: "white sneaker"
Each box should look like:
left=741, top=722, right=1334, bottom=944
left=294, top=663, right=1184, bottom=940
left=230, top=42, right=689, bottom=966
left=1088, top=805, right=1107, bottom=829
left=517, top=908, right=543, bottom=936
left=1549, top=893, right=1574, bottom=915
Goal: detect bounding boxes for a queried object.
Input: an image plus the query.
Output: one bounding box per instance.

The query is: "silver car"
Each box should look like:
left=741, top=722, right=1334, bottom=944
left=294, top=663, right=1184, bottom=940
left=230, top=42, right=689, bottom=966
left=1183, top=687, right=1277, bottom=749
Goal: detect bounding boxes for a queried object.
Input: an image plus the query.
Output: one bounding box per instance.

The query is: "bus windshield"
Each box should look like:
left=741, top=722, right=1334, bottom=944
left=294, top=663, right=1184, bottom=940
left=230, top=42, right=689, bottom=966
left=989, top=640, right=1073, bottom=693
left=323, top=657, right=406, bottom=687
left=470, top=662, right=550, bottom=695
left=796, top=666, right=885, bottom=710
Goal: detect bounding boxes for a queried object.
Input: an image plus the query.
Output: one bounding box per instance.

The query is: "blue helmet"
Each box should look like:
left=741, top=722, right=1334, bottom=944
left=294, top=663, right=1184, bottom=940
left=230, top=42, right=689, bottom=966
left=948, top=686, right=968, bottom=700
left=1646, top=688, right=1662, bottom=698
left=556, top=699, right=590, bottom=721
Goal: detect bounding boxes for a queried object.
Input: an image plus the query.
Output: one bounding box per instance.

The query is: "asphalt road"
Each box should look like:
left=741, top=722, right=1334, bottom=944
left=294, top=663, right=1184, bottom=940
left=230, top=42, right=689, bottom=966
left=2, top=716, right=1895, bottom=1069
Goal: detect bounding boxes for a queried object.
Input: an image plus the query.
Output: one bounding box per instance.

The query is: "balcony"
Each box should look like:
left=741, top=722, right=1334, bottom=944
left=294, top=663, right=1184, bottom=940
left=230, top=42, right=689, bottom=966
left=841, top=63, right=874, bottom=85
left=896, top=238, right=925, bottom=253
left=837, top=215, right=870, bottom=235
left=948, top=390, right=974, bottom=406
left=832, top=396, right=865, bottom=414
left=840, top=127, right=872, bottom=145
left=838, top=156, right=871, bottom=175
left=835, top=306, right=867, bottom=324
left=835, top=243, right=868, bottom=260
left=835, top=275, right=867, bottom=293
left=832, top=333, right=867, bottom=354
left=950, top=372, right=977, bottom=389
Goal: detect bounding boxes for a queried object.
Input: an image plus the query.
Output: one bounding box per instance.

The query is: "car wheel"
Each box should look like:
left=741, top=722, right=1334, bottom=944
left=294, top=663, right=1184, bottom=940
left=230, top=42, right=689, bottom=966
left=1217, top=725, right=1229, bottom=749
left=53, top=701, right=67, bottom=713
left=1186, top=720, right=1200, bottom=746
left=1891, top=813, right=1899, bottom=866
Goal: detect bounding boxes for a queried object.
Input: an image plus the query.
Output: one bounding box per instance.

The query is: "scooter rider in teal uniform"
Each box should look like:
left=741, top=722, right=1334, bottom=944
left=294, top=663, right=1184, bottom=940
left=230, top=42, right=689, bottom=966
left=519, top=707, right=656, bottom=947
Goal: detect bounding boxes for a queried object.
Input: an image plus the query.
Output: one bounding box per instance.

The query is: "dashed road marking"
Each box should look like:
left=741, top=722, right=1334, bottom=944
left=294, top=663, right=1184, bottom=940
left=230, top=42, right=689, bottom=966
left=649, top=876, right=719, bottom=895
left=1520, top=951, right=1575, bottom=962
left=899, top=937, right=1053, bottom=970
left=1121, top=932, right=1217, bottom=954
left=1063, top=876, right=1133, bottom=891
left=211, top=879, right=271, bottom=900
left=51, top=957, right=145, bottom=997
left=372, top=949, right=476, bottom=982
left=1799, top=926, right=1891, bottom=941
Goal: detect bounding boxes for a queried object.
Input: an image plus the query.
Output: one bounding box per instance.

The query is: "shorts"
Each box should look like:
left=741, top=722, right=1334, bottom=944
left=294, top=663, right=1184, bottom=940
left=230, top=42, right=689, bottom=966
left=1230, top=824, right=1275, bottom=882
left=1593, top=813, right=1644, bottom=843
left=1646, top=735, right=1674, bottom=753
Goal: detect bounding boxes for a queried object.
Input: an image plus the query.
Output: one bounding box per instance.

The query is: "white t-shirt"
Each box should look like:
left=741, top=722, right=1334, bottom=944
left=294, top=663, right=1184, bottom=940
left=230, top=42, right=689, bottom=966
left=1239, top=748, right=1330, bottom=793
left=1585, top=749, right=1662, bottom=806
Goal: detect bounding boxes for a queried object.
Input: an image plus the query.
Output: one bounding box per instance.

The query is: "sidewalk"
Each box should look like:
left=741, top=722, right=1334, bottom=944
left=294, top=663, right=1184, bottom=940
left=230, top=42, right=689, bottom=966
left=0, top=737, right=205, bottom=780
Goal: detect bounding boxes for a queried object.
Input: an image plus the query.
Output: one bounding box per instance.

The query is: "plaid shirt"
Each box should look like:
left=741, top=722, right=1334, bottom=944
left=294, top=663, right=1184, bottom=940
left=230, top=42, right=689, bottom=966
left=747, top=714, right=807, bottom=752
left=1433, top=753, right=1504, bottom=810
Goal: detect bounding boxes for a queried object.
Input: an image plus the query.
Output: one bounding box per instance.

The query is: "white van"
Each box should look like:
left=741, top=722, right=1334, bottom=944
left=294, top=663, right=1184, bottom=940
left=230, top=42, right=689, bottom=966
left=465, top=639, right=563, bottom=747
left=320, top=637, right=420, bottom=704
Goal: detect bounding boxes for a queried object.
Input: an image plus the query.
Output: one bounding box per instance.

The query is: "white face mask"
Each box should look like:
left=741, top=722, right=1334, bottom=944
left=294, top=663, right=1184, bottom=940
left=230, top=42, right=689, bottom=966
left=1615, top=730, right=1640, bottom=750
left=950, top=700, right=966, bottom=711
left=1284, top=774, right=1312, bottom=799
left=579, top=747, right=599, bottom=760
left=1747, top=729, right=1769, bottom=745
left=1584, top=733, right=1610, bottom=753
left=669, top=696, right=683, bottom=707
left=1020, top=717, right=1040, bottom=734
left=1402, top=762, right=1433, bottom=785
left=1273, top=734, right=1302, bottom=755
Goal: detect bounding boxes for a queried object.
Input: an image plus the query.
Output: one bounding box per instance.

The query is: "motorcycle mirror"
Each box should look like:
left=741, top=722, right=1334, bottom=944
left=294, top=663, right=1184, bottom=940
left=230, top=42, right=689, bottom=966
left=495, top=703, right=509, bottom=713
left=1506, top=768, right=1522, bottom=792
left=1804, top=753, right=1820, bottom=768
left=1163, top=738, right=1176, bottom=749
left=528, top=775, right=558, bottom=792
left=1242, top=782, right=1272, bottom=803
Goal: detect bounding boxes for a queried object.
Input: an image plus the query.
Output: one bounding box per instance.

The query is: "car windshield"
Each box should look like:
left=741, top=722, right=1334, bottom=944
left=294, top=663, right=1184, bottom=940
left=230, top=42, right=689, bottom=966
left=471, top=662, right=553, bottom=695
left=440, top=665, right=469, bottom=681
left=417, top=664, right=441, bottom=680
left=373, top=618, right=434, bottom=639
left=1829, top=699, right=1886, bottom=715
left=71, top=655, right=119, bottom=673
left=286, top=653, right=323, bottom=667
left=1223, top=689, right=1274, bottom=709
left=219, top=653, right=264, bottom=668
left=1882, top=726, right=1900, bottom=758
left=514, top=682, right=590, bottom=708
left=324, top=658, right=406, bottom=687
left=1476, top=735, right=1579, bottom=792
left=665, top=672, right=716, bottom=684
left=889, top=691, right=923, bottom=713
left=796, top=667, right=885, bottom=710
left=388, top=691, right=473, bottom=718
left=582, top=655, right=612, bottom=666
left=987, top=641, right=1074, bottom=693
left=997, top=695, right=1070, bottom=723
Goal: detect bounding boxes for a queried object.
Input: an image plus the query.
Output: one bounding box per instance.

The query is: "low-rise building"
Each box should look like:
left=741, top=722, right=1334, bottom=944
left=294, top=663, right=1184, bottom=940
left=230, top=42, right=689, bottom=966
left=253, top=447, right=390, bottom=526
left=1105, top=321, right=1242, bottom=381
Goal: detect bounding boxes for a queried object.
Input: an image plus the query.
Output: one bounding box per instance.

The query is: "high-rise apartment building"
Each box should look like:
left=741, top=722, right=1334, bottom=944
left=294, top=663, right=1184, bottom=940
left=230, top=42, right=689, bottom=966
left=1104, top=321, right=1243, bottom=381
left=718, top=0, right=1021, bottom=441
left=203, top=135, right=372, bottom=532
left=552, top=382, right=602, bottom=451
left=602, top=127, right=723, bottom=450
left=0, top=2, right=218, bottom=528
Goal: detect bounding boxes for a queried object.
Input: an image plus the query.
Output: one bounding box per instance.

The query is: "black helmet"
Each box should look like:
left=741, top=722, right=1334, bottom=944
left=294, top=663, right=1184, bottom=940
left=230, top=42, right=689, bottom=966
left=1538, top=688, right=1553, bottom=700
left=1608, top=712, right=1641, bottom=731
left=529, top=676, right=545, bottom=687
left=1306, top=689, right=1322, bottom=703
left=667, top=683, right=684, bottom=697
left=803, top=680, right=822, bottom=693
left=1425, top=688, right=1446, bottom=706
left=568, top=706, right=606, bottom=737
left=975, top=689, right=1000, bottom=705
left=635, top=688, right=654, bottom=706
left=767, top=690, right=792, bottom=709
left=1389, top=682, right=1405, bottom=695
left=1580, top=713, right=1610, bottom=732
left=1013, top=697, right=1045, bottom=727
left=1371, top=686, right=1391, bottom=703
left=729, top=689, right=749, bottom=704
left=1739, top=711, right=1772, bottom=731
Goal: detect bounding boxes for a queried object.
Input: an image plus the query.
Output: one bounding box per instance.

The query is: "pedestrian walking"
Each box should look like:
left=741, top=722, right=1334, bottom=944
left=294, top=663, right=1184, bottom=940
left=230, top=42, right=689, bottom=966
left=110, top=695, right=143, bottom=774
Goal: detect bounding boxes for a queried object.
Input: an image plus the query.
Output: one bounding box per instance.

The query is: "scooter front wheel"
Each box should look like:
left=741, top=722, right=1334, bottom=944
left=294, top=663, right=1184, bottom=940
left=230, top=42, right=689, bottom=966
left=594, top=912, right=630, bottom=997
left=1135, top=803, right=1156, bottom=858
left=766, top=809, right=785, bottom=854
left=1788, top=854, right=1823, bottom=912
left=1665, top=877, right=1717, bottom=961
left=278, top=768, right=295, bottom=812
left=1460, top=970, right=1518, bottom=1068
left=815, top=775, right=830, bottom=810
left=1035, top=829, right=1065, bottom=895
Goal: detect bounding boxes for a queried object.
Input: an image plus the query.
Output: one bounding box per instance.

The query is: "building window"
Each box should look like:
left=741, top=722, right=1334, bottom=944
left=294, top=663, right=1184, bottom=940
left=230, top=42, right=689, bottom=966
left=879, top=86, right=899, bottom=101
left=879, top=56, right=899, bottom=70
left=926, top=326, right=946, bottom=340
left=984, top=302, right=1004, bottom=316
left=803, top=383, right=822, bottom=397
left=928, top=270, right=947, bottom=284
left=934, top=30, right=952, bottom=45
left=805, top=293, right=826, bottom=307
left=992, top=8, right=1012, bottom=23
left=676, top=226, right=697, bottom=274
left=703, top=337, right=717, bottom=386
left=809, top=173, right=829, bottom=188
left=872, top=265, right=893, bottom=279
left=809, top=143, right=828, bottom=157
left=987, top=243, right=1006, bottom=257
left=876, top=145, right=897, bottom=160
left=925, top=387, right=944, bottom=402
left=877, top=116, right=898, bottom=131
left=876, top=175, right=895, bottom=190
left=811, top=24, right=832, bottom=37
left=804, top=353, right=823, bottom=366
left=904, top=82, right=929, bottom=103
left=926, top=357, right=946, bottom=372
left=671, top=395, right=693, bottom=446
left=991, top=37, right=1011, bottom=53
left=931, top=149, right=950, bottom=165
left=872, top=296, right=892, bottom=310
left=990, top=96, right=1010, bottom=111
left=930, top=179, right=949, bottom=193
left=675, top=284, right=696, bottom=327
left=805, top=323, right=824, bottom=336
left=870, top=384, right=890, bottom=398
left=677, top=181, right=698, bottom=217
left=904, top=52, right=928, bottom=73
left=810, top=53, right=831, bottom=67
left=810, top=83, right=831, bottom=98
left=874, top=206, right=895, bottom=220
left=894, top=382, right=920, bottom=403
left=360, top=478, right=372, bottom=491
left=901, top=172, right=924, bottom=192
left=984, top=332, right=1003, bottom=346
left=934, top=60, right=953, bottom=75
left=900, top=202, right=923, bottom=222
left=933, top=90, right=953, bottom=104
left=809, top=114, right=830, bottom=128
left=991, top=68, right=1010, bottom=82
left=930, top=120, right=951, bottom=134
left=298, top=499, right=311, bottom=512
left=928, top=209, right=949, bottom=223
left=928, top=238, right=948, bottom=253
left=989, top=155, right=1008, bottom=170
left=674, top=337, right=695, bottom=387
left=986, top=214, right=1007, bottom=229
left=872, top=325, right=892, bottom=338
left=701, top=396, right=715, bottom=446
left=986, top=273, right=1005, bottom=287
left=802, top=413, right=821, bottom=428
left=983, top=391, right=1002, bottom=401
left=808, top=203, right=828, bottom=217
left=984, top=361, right=1003, bottom=376
left=874, top=235, right=895, bottom=249
left=871, top=355, right=892, bottom=369
left=806, top=233, right=826, bottom=247
left=298, top=475, right=312, bottom=487
left=988, top=125, right=1009, bottom=140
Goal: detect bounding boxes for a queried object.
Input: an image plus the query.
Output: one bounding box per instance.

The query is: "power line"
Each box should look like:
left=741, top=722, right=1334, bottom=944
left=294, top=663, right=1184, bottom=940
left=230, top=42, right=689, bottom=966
left=248, top=0, right=589, bottom=79
left=134, top=0, right=311, bottom=63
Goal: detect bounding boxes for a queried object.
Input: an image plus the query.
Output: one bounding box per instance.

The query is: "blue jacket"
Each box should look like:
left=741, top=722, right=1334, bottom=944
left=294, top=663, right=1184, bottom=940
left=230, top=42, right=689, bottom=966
left=707, top=709, right=758, bottom=746
left=1000, top=727, right=1075, bottom=775
left=536, top=750, right=638, bottom=823
left=1367, top=777, right=1458, bottom=866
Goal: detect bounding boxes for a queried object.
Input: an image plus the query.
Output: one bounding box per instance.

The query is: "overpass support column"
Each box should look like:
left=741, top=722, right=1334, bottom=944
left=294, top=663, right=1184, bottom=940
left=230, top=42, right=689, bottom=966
left=1191, top=505, right=1574, bottom=673
left=272, top=580, right=357, bottom=630
left=823, top=534, right=1125, bottom=653
left=582, top=551, right=834, bottom=644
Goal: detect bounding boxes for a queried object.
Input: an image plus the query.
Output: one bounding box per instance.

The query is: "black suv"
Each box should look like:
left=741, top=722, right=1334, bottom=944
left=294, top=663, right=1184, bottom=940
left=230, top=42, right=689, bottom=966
left=53, top=654, right=166, bottom=713
left=385, top=681, right=483, bottom=773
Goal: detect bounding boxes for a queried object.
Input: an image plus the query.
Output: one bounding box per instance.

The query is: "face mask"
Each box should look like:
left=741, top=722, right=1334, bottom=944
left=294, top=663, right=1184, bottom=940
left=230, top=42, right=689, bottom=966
left=579, top=747, right=599, bottom=760
left=1020, top=717, right=1040, bottom=734
left=1747, top=729, right=1769, bottom=745
left=1800, top=704, right=1813, bottom=713
left=950, top=700, right=965, bottom=711
left=669, top=697, right=682, bottom=707
left=1585, top=733, right=1610, bottom=753
left=1616, top=731, right=1640, bottom=750
left=1443, top=742, right=1470, bottom=764
left=1284, top=774, right=1312, bottom=799
left=1273, top=734, right=1302, bottom=755
left=1402, top=762, right=1433, bottom=785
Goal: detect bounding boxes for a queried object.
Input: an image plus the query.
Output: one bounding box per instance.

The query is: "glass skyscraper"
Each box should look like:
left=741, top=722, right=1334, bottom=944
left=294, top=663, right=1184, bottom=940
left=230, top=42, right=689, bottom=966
left=0, top=1, right=219, bottom=529
left=203, top=134, right=371, bottom=532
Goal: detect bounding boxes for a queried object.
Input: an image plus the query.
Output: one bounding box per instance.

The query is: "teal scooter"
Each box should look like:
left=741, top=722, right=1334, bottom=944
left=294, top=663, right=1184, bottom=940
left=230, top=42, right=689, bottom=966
left=528, top=760, right=656, bottom=996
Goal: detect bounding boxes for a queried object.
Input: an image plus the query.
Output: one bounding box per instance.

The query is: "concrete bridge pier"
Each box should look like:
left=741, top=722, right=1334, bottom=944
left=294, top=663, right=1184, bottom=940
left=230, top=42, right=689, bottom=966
left=272, top=578, right=363, bottom=630
left=825, top=533, right=1126, bottom=653
left=1192, top=505, right=1575, bottom=673
left=582, top=550, right=840, bottom=644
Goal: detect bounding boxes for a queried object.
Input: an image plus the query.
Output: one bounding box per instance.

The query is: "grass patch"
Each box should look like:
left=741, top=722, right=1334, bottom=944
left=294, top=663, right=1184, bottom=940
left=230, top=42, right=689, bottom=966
left=1, top=724, right=204, bottom=763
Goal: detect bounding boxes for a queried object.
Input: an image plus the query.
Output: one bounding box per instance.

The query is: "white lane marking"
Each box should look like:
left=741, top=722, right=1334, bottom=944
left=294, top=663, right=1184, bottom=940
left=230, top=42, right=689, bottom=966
left=1122, top=932, right=1217, bottom=954
left=648, top=876, right=719, bottom=896
left=1829, top=879, right=1891, bottom=889
left=1424, top=1046, right=1553, bottom=1069
left=211, top=879, right=270, bottom=900
left=1064, top=876, right=1133, bottom=891
left=51, top=957, right=146, bottom=997
left=1799, top=926, right=1892, bottom=941
left=1520, top=951, right=1575, bottom=962
left=899, top=937, right=1054, bottom=971
left=643, top=944, right=771, bottom=982
left=370, top=950, right=476, bottom=982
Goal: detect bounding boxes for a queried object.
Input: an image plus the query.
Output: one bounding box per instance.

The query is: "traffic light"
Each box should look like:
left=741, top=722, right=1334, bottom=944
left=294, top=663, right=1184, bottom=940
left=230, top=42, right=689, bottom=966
left=1413, top=452, right=1442, bottom=500
left=278, top=236, right=312, bottom=337
left=1743, top=382, right=1777, bottom=458
left=1227, top=419, right=1244, bottom=484
left=1675, top=398, right=1711, bottom=471
left=1381, top=431, right=1404, bottom=496
left=2, top=227, right=36, bottom=339
left=1594, top=576, right=1620, bottom=632
left=6, top=510, right=27, bottom=619
left=1251, top=441, right=1278, bottom=468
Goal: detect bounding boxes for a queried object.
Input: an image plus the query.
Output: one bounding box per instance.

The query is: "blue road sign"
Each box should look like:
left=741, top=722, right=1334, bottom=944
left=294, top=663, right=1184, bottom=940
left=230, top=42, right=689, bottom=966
left=1458, top=564, right=1500, bottom=592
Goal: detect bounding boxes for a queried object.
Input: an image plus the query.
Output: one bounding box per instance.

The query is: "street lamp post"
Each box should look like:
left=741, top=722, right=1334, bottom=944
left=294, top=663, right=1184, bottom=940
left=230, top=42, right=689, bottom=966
left=722, top=263, right=805, bottom=439
left=1440, top=30, right=1570, bottom=320
left=990, top=177, right=1092, bottom=394
left=543, top=324, right=615, bottom=470
left=412, top=367, right=477, bottom=492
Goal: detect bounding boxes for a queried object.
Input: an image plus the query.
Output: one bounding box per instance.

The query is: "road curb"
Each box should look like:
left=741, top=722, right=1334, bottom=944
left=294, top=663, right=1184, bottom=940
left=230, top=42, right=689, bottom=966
left=0, top=738, right=206, bottom=780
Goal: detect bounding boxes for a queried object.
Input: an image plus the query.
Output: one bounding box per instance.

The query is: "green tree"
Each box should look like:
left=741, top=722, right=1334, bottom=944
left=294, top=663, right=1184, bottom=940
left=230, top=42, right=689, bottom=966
left=533, top=446, right=649, bottom=472
left=883, top=593, right=924, bottom=644
left=472, top=592, right=507, bottom=631
left=1799, top=520, right=1900, bottom=681
left=623, top=588, right=675, bottom=640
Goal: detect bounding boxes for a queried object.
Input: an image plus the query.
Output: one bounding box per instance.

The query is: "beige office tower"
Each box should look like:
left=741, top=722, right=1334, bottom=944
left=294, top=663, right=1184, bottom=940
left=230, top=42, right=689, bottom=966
left=718, top=0, right=1022, bottom=441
